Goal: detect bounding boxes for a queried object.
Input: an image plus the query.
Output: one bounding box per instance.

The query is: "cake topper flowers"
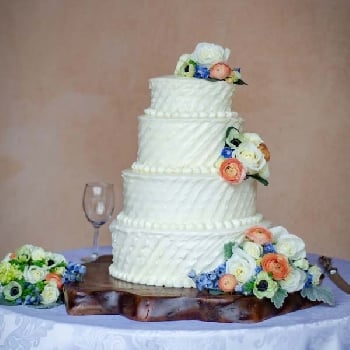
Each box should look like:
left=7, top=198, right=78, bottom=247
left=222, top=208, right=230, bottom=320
left=0, top=244, right=86, bottom=306
left=217, top=127, right=270, bottom=186
left=174, top=42, right=246, bottom=85
left=189, top=226, right=335, bottom=309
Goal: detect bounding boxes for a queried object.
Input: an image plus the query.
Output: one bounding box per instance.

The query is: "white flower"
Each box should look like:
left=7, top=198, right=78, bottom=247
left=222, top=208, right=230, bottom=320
left=226, top=247, right=257, bottom=284
left=174, top=54, right=191, bottom=75
left=242, top=241, right=262, bottom=259
left=293, top=258, right=309, bottom=270
left=272, top=227, right=306, bottom=260
left=46, top=252, right=66, bottom=267
left=40, top=281, right=60, bottom=305
left=280, top=268, right=307, bottom=292
left=309, top=265, right=323, bottom=285
left=1, top=253, right=12, bottom=263
left=234, top=142, right=266, bottom=174
left=16, top=245, right=34, bottom=262
left=23, top=265, right=47, bottom=284
left=242, top=133, right=264, bottom=146
left=52, top=266, right=65, bottom=275
left=31, top=246, right=47, bottom=261
left=190, top=42, right=230, bottom=67
left=259, top=163, right=270, bottom=179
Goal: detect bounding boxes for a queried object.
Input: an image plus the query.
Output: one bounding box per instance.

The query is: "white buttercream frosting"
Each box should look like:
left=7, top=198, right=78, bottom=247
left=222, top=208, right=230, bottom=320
left=146, top=76, right=235, bottom=118
left=109, top=64, right=265, bottom=288
left=135, top=115, right=243, bottom=173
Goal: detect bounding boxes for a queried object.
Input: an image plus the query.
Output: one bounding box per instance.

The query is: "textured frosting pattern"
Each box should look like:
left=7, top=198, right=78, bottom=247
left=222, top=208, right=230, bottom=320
left=109, top=226, right=247, bottom=288
left=109, top=72, right=264, bottom=288
left=145, top=76, right=236, bottom=118
left=120, top=171, right=258, bottom=225
left=134, top=115, right=242, bottom=173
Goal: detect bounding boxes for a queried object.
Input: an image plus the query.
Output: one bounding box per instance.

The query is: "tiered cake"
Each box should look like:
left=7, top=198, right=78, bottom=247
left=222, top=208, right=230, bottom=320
left=109, top=43, right=269, bottom=288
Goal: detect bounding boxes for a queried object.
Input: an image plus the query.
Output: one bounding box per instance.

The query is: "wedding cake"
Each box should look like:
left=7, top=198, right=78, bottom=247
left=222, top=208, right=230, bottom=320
left=109, top=43, right=271, bottom=288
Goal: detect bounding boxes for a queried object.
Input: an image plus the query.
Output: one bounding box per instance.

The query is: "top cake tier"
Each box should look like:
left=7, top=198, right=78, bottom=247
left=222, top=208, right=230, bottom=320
left=144, top=76, right=236, bottom=118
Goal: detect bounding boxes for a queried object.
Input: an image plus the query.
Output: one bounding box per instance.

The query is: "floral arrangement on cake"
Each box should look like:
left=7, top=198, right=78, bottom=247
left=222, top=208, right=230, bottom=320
left=0, top=244, right=86, bottom=307
left=216, top=127, right=270, bottom=186
left=189, top=226, right=334, bottom=308
left=174, top=42, right=246, bottom=84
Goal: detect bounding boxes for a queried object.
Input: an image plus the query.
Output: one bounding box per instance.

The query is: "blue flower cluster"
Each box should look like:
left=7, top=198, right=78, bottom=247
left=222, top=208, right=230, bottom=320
left=21, top=283, right=42, bottom=305
left=194, top=64, right=210, bottom=79
left=63, top=262, right=87, bottom=283
left=188, top=263, right=226, bottom=291
left=263, top=243, right=275, bottom=254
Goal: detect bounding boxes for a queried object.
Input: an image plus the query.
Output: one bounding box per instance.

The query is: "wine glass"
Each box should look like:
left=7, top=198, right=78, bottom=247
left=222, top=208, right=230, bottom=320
left=82, top=182, right=115, bottom=262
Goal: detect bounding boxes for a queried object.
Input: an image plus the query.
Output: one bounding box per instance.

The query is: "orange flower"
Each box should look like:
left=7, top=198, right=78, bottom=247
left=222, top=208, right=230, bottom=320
left=209, top=62, right=232, bottom=80
left=218, top=274, right=238, bottom=292
left=219, top=158, right=246, bottom=184
left=46, top=273, right=63, bottom=289
left=9, top=252, right=16, bottom=260
left=261, top=253, right=290, bottom=280
left=258, top=143, right=271, bottom=161
left=245, top=226, right=273, bottom=245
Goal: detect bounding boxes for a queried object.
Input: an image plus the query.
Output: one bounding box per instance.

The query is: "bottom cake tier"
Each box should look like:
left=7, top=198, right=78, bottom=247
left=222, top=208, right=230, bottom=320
left=64, top=255, right=320, bottom=323
left=109, top=215, right=265, bottom=288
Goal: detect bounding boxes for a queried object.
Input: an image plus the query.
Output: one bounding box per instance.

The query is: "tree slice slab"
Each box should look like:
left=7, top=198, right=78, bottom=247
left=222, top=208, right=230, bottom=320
left=63, top=255, right=319, bottom=323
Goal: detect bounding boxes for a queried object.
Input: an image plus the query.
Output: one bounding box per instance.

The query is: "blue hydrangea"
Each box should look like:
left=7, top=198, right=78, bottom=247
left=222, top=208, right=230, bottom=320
left=194, top=65, right=210, bottom=79
left=304, top=273, right=313, bottom=288
left=263, top=243, right=275, bottom=254
left=221, top=147, right=233, bottom=158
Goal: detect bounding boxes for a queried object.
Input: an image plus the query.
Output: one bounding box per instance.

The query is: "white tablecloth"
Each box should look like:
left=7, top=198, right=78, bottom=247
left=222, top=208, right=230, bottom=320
left=1, top=246, right=349, bottom=350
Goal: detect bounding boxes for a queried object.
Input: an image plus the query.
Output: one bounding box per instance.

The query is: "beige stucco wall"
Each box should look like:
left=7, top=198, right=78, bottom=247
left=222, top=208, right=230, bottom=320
left=1, top=0, right=349, bottom=259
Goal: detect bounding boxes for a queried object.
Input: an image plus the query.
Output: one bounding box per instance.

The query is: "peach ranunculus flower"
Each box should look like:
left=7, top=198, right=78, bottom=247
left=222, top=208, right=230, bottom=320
left=219, top=158, right=246, bottom=184
left=261, top=253, right=291, bottom=281
left=218, top=274, right=238, bottom=293
left=209, top=62, right=232, bottom=80
left=46, top=272, right=63, bottom=289
left=245, top=226, right=273, bottom=245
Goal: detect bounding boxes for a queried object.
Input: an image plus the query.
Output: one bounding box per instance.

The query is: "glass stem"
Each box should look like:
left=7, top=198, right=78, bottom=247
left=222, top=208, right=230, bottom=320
left=92, top=226, right=100, bottom=258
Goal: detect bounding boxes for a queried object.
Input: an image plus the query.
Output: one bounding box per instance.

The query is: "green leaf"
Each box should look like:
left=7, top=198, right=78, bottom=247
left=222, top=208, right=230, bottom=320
left=224, top=242, right=234, bottom=260
left=246, top=174, right=269, bottom=186
left=301, top=285, right=335, bottom=306
left=209, top=289, right=225, bottom=296
left=235, top=79, right=248, bottom=85
left=271, top=288, right=288, bottom=309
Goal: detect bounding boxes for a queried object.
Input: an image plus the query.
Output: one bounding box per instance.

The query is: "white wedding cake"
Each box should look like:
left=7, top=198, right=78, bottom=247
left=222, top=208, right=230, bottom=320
left=109, top=43, right=270, bottom=288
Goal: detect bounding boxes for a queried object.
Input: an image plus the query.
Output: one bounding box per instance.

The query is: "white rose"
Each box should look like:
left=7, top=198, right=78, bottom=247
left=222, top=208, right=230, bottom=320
left=242, top=241, right=262, bottom=259
left=23, top=265, right=47, bottom=284
left=190, top=42, right=230, bottom=67
left=280, top=268, right=307, bottom=292
left=234, top=142, right=266, bottom=174
left=293, top=258, right=309, bottom=270
left=41, top=281, right=60, bottom=305
left=275, top=235, right=306, bottom=260
left=226, top=247, right=257, bottom=284
left=271, top=226, right=306, bottom=260
left=242, top=133, right=264, bottom=146
left=309, top=265, right=322, bottom=285
left=31, top=246, right=46, bottom=261
left=259, top=163, right=270, bottom=179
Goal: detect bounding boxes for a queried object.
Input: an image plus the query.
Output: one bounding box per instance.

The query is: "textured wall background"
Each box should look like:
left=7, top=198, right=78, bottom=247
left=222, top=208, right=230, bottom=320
left=1, top=0, right=349, bottom=259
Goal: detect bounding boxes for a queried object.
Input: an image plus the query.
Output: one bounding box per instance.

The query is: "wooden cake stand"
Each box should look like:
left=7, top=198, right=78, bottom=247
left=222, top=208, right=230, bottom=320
left=63, top=255, right=319, bottom=323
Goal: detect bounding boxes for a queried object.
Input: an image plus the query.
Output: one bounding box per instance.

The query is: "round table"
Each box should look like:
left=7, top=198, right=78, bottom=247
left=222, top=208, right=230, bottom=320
left=1, top=246, right=349, bottom=350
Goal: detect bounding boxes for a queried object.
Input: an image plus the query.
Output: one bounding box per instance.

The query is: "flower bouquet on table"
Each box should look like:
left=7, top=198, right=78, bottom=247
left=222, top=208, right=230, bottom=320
left=189, top=226, right=335, bottom=308
left=0, top=244, right=86, bottom=307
